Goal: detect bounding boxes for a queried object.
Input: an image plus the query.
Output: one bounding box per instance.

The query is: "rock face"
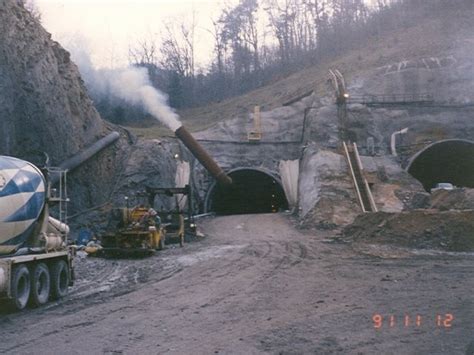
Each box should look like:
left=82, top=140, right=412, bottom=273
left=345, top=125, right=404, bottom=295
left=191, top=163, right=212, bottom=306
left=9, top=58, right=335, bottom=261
left=298, top=147, right=360, bottom=229
left=297, top=146, right=428, bottom=229
left=117, top=139, right=177, bottom=198
left=337, top=31, right=474, bottom=161
left=0, top=1, right=106, bottom=162
left=69, top=139, right=177, bottom=238
left=191, top=92, right=428, bottom=227
left=0, top=1, right=135, bottom=215
left=0, top=2, right=179, bottom=223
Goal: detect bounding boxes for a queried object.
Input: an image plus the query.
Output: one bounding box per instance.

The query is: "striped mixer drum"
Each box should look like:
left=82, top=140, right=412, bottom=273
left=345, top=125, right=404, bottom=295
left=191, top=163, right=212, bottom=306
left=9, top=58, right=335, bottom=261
left=0, top=156, right=46, bottom=248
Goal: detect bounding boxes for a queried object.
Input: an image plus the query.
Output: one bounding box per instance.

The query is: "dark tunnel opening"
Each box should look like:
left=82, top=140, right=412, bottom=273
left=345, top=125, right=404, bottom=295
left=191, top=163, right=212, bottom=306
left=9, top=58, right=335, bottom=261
left=407, top=140, right=474, bottom=191
left=208, top=169, right=289, bottom=215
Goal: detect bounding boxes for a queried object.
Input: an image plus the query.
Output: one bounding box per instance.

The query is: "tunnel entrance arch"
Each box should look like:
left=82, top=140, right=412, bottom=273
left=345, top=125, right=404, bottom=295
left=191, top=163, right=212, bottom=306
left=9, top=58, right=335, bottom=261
left=406, top=139, right=474, bottom=191
left=204, top=168, right=289, bottom=215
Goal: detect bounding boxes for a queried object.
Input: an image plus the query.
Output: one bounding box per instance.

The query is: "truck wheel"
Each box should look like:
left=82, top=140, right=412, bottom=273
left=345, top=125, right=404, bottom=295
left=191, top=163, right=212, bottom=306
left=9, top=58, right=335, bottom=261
left=31, top=263, right=50, bottom=307
left=50, top=260, right=69, bottom=300
left=11, top=265, right=31, bottom=310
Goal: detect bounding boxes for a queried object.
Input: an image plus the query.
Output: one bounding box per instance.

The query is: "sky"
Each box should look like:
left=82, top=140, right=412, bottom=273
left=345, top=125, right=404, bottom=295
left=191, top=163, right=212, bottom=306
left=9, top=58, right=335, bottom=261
left=36, top=0, right=230, bottom=69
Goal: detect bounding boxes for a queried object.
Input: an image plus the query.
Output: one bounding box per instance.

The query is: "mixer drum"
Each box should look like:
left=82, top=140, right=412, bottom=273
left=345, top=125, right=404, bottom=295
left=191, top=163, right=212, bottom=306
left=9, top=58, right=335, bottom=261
left=0, top=156, right=46, bottom=248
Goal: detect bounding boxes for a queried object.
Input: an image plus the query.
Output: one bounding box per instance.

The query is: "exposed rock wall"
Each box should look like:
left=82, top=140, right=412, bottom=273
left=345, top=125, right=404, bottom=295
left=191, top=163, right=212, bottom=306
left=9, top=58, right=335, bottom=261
left=116, top=139, right=177, bottom=199
left=0, top=1, right=108, bottom=161
left=189, top=92, right=429, bottom=223
left=338, top=37, right=474, bottom=160
left=70, top=139, right=177, bottom=236
left=0, top=1, right=134, bottom=214
left=298, top=147, right=360, bottom=229
left=297, top=145, right=428, bottom=229
left=189, top=107, right=305, bottom=208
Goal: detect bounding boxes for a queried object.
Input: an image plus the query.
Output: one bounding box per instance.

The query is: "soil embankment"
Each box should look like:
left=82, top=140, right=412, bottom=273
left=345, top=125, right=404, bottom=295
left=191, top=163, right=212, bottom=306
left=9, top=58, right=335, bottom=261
left=344, top=210, right=474, bottom=251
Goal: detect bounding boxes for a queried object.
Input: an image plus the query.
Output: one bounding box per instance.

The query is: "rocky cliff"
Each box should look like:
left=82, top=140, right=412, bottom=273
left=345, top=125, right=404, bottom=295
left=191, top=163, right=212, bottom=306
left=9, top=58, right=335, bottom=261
left=0, top=1, right=136, bottom=214
left=0, top=1, right=110, bottom=161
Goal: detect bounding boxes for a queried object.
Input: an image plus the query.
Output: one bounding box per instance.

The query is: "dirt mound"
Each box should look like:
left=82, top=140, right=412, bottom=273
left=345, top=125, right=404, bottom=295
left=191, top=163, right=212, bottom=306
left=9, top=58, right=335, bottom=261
left=343, top=210, right=474, bottom=251
left=430, top=188, right=474, bottom=210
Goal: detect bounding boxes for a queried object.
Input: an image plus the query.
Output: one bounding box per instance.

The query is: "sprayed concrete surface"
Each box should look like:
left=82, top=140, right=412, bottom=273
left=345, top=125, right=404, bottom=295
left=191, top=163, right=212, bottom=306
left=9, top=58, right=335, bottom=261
left=1, top=214, right=473, bottom=354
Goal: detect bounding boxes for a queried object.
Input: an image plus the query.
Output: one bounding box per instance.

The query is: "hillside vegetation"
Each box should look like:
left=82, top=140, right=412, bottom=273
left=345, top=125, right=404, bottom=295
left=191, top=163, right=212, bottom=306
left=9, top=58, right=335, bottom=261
left=127, top=1, right=473, bottom=139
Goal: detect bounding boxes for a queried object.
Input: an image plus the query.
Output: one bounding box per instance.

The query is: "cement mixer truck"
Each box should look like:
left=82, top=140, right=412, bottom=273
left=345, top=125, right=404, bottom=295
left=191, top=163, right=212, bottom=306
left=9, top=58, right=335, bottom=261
left=0, top=156, right=74, bottom=310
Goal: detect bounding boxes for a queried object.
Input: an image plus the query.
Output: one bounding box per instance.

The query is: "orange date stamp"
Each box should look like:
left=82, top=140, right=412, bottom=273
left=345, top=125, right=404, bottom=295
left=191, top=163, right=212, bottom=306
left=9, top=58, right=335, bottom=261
left=372, top=313, right=454, bottom=329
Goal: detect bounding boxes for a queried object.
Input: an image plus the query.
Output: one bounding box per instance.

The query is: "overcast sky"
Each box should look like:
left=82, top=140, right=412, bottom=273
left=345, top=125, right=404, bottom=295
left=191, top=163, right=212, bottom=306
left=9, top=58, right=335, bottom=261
left=37, top=0, right=230, bottom=69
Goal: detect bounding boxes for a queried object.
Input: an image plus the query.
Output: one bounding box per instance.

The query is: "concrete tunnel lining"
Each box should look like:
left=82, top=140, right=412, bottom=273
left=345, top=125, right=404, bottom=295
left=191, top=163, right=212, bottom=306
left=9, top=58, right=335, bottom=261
left=406, top=139, right=474, bottom=191
left=204, top=168, right=289, bottom=215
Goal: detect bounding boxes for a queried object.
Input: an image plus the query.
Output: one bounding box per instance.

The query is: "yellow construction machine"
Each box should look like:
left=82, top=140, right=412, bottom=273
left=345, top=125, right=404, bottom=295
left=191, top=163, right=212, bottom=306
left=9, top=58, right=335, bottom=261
left=100, top=204, right=165, bottom=257
left=99, top=185, right=193, bottom=256
left=146, top=186, right=194, bottom=248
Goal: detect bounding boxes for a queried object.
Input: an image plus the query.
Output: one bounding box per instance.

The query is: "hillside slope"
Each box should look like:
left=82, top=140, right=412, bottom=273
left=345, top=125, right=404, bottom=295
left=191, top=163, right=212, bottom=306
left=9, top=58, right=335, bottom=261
left=188, top=7, right=473, bottom=125
left=130, top=5, right=473, bottom=138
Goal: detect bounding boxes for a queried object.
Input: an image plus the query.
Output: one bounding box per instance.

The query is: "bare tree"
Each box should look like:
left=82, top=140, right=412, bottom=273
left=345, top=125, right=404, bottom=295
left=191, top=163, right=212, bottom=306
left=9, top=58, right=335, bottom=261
left=160, top=16, right=196, bottom=79
left=265, top=0, right=294, bottom=64
left=208, top=17, right=228, bottom=75
left=128, top=39, right=158, bottom=67
left=181, top=11, right=196, bottom=78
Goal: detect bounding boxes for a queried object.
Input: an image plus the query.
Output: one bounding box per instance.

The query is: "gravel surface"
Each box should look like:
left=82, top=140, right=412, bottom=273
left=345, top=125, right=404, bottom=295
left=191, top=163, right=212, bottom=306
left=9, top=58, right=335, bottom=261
left=1, top=214, right=473, bottom=354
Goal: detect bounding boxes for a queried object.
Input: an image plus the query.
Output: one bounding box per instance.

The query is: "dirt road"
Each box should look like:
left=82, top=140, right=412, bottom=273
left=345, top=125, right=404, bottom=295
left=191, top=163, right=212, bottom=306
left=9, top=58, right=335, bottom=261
left=1, top=214, right=473, bottom=354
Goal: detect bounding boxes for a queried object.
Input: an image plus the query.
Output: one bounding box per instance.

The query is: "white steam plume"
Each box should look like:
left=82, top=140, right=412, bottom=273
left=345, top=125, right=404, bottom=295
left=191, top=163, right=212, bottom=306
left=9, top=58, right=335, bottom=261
left=62, top=39, right=182, bottom=131
left=107, top=68, right=182, bottom=131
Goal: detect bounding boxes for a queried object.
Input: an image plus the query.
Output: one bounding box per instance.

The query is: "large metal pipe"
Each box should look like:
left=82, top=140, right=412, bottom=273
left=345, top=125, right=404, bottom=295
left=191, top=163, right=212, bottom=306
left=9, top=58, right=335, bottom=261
left=51, top=131, right=120, bottom=184
left=175, top=126, right=232, bottom=186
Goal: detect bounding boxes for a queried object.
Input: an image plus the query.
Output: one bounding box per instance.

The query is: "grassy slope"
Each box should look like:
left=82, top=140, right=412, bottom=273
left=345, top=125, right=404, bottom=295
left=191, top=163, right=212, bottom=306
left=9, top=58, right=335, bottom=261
left=127, top=8, right=472, bottom=139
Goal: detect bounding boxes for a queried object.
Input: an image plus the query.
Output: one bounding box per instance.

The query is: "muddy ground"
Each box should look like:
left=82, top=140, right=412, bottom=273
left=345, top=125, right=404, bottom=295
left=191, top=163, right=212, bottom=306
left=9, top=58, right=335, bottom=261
left=1, top=214, right=473, bottom=354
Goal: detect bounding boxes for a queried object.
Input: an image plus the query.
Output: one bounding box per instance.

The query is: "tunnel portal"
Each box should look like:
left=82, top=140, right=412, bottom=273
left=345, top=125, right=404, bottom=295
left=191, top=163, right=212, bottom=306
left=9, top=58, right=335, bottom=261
left=207, top=169, right=289, bottom=215
left=407, top=139, right=474, bottom=191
